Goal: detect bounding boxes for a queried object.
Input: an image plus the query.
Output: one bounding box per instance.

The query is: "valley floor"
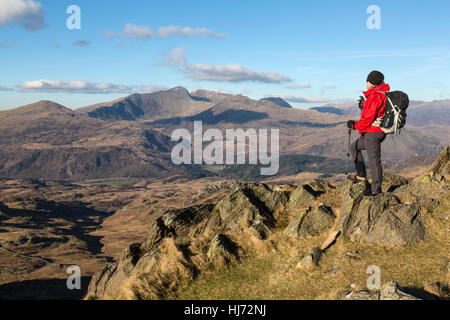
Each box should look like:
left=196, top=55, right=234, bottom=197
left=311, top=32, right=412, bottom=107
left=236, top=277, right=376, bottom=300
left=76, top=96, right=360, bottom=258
left=0, top=158, right=448, bottom=300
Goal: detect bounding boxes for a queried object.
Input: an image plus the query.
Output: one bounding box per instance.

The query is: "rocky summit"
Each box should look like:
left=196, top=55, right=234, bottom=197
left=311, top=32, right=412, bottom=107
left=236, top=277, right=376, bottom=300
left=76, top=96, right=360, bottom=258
left=85, top=147, right=450, bottom=300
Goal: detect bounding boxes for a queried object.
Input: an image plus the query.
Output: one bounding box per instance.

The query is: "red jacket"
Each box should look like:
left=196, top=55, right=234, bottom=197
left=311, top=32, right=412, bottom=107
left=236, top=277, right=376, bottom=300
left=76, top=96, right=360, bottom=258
left=354, top=83, right=390, bottom=134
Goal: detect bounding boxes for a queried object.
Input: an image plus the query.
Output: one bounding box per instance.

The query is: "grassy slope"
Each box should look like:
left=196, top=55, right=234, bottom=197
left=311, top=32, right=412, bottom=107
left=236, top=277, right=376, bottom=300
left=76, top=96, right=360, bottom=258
left=171, top=199, right=449, bottom=300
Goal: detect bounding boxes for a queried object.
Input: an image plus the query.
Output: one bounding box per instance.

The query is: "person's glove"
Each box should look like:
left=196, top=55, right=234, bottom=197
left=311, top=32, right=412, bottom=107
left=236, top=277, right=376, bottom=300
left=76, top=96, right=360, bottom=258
left=347, top=120, right=356, bottom=129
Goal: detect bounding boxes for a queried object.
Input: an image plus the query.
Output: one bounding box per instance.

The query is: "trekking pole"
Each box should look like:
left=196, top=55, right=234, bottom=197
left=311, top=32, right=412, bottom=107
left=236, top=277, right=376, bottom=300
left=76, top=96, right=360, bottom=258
left=344, top=128, right=352, bottom=193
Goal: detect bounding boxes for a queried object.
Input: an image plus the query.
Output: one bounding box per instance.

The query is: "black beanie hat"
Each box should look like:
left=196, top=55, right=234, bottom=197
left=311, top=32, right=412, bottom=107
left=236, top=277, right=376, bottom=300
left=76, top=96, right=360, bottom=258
left=367, top=71, right=384, bottom=86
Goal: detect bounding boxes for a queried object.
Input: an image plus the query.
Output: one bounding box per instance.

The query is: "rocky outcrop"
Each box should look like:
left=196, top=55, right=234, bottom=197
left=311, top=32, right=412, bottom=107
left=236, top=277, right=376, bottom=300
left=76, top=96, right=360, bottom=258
left=425, top=146, right=449, bottom=182
left=86, top=147, right=450, bottom=300
left=344, top=282, right=421, bottom=300
left=87, top=243, right=143, bottom=299
left=140, top=217, right=168, bottom=252
left=339, top=180, right=371, bottom=226
left=206, top=234, right=238, bottom=264
left=382, top=173, right=409, bottom=193
left=284, top=204, right=335, bottom=238
left=86, top=183, right=289, bottom=299
left=389, top=147, right=450, bottom=215
left=161, top=204, right=214, bottom=237
left=86, top=204, right=215, bottom=299
left=285, top=179, right=334, bottom=213
left=338, top=147, right=449, bottom=246
left=338, top=180, right=426, bottom=246
left=206, top=183, right=288, bottom=237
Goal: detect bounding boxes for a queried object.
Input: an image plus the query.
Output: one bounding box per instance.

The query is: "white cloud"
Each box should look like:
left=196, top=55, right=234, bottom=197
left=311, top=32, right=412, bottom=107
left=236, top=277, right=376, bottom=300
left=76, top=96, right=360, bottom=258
left=0, top=0, right=45, bottom=31
left=16, top=80, right=170, bottom=94
left=120, top=23, right=154, bottom=39
left=165, top=46, right=188, bottom=65
left=166, top=46, right=292, bottom=84
left=285, top=83, right=311, bottom=89
left=139, top=85, right=168, bottom=93
left=17, top=80, right=133, bottom=94
left=104, top=23, right=226, bottom=40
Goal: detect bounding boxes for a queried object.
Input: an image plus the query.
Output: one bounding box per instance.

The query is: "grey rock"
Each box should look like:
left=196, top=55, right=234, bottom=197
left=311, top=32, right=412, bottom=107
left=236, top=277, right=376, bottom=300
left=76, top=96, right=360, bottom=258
left=206, top=234, right=238, bottom=263
left=344, top=290, right=380, bottom=300
left=210, top=183, right=287, bottom=232
left=427, top=146, right=450, bottom=182
left=285, top=179, right=333, bottom=213
left=363, top=202, right=426, bottom=246
left=339, top=189, right=426, bottom=246
left=344, top=282, right=422, bottom=300
left=140, top=217, right=168, bottom=252
left=382, top=173, right=409, bottom=193
left=338, top=180, right=371, bottom=232
left=380, top=281, right=421, bottom=300
left=284, top=204, right=335, bottom=238
left=162, top=203, right=214, bottom=237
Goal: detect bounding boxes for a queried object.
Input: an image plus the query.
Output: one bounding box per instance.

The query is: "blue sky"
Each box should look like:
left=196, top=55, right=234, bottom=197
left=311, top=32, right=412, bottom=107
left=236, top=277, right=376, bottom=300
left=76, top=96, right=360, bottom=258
left=0, top=0, right=449, bottom=110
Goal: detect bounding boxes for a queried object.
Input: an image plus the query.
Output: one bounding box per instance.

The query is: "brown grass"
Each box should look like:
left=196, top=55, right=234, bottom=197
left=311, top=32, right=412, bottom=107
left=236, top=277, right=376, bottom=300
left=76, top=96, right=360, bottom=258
left=170, top=200, right=450, bottom=300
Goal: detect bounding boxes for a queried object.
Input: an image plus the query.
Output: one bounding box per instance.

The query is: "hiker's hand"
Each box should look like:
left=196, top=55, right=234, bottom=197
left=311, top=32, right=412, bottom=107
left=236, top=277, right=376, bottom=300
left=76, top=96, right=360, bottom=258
left=347, top=120, right=356, bottom=129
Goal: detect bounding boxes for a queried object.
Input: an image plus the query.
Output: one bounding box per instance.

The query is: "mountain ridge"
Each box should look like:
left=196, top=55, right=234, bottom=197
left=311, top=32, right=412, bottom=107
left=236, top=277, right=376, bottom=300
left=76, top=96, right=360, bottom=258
left=310, top=99, right=450, bottom=145
left=0, top=89, right=446, bottom=180
left=78, top=87, right=215, bottom=121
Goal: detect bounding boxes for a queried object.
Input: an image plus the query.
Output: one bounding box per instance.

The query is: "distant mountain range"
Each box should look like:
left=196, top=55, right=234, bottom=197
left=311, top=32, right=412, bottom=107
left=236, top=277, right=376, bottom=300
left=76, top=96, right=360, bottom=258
left=0, top=87, right=446, bottom=180
left=311, top=99, right=450, bottom=146
left=312, top=99, right=450, bottom=126
left=0, top=100, right=186, bottom=180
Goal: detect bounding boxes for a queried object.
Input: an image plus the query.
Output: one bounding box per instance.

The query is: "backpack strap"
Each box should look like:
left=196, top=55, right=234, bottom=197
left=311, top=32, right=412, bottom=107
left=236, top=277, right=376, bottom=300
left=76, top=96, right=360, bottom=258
left=371, top=91, right=390, bottom=128
left=378, top=91, right=395, bottom=109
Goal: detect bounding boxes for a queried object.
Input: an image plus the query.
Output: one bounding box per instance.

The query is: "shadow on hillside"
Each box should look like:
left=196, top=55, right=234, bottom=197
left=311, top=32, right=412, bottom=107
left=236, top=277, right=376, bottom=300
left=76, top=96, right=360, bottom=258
left=1, top=199, right=112, bottom=255
left=401, top=286, right=441, bottom=300
left=0, top=277, right=91, bottom=300
left=150, top=109, right=269, bottom=126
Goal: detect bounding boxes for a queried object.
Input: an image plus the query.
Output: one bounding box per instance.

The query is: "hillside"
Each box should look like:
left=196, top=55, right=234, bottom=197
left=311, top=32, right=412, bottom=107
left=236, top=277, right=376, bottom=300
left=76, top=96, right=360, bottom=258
left=311, top=99, right=450, bottom=145
left=0, top=147, right=447, bottom=300
left=85, top=147, right=450, bottom=300
left=78, top=87, right=215, bottom=121
left=144, top=89, right=443, bottom=161
left=0, top=88, right=445, bottom=181
left=260, top=97, right=293, bottom=108
left=0, top=100, right=185, bottom=180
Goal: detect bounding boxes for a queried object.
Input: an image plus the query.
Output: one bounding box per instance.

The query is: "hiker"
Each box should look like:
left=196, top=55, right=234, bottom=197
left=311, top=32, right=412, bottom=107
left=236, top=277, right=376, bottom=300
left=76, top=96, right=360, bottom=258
left=347, top=71, right=390, bottom=196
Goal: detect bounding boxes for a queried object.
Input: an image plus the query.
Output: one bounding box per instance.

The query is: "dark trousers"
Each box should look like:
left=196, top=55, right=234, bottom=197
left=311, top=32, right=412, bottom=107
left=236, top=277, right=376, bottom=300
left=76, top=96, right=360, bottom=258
left=350, top=132, right=386, bottom=194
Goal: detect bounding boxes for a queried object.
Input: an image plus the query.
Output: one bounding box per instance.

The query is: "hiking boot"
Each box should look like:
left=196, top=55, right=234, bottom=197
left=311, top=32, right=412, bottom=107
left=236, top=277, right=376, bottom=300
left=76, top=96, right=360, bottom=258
left=348, top=174, right=367, bottom=182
